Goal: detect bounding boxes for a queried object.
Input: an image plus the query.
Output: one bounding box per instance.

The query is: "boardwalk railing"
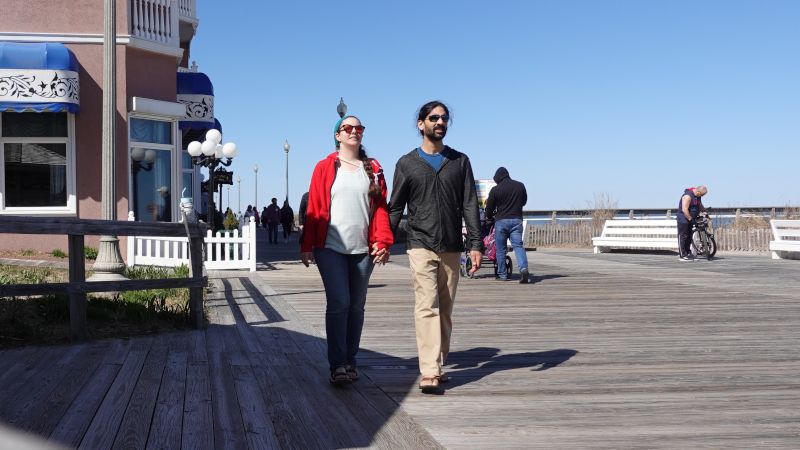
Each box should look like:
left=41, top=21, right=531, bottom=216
left=0, top=216, right=207, bottom=338
left=127, top=215, right=257, bottom=271
left=525, top=222, right=774, bottom=252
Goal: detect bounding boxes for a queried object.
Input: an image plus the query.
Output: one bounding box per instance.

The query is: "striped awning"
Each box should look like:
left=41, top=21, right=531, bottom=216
left=0, top=42, right=80, bottom=113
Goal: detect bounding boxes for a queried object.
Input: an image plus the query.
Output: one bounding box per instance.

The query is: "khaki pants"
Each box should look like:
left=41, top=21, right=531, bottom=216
left=407, top=249, right=461, bottom=377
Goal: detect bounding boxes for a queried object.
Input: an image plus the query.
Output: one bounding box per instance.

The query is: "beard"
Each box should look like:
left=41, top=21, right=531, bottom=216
left=424, top=125, right=447, bottom=142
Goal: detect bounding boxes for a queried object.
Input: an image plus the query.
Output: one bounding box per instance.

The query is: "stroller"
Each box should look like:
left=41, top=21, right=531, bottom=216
left=460, top=219, right=513, bottom=278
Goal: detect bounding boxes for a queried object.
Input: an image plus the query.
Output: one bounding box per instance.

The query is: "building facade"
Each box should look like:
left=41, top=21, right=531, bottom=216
left=0, top=0, right=221, bottom=256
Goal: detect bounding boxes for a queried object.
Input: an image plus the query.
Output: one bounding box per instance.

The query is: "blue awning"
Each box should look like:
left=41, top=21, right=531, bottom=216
left=177, top=71, right=215, bottom=130
left=0, top=42, right=80, bottom=113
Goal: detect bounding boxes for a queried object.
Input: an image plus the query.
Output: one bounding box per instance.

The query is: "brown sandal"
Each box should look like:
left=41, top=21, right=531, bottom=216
left=419, top=376, right=440, bottom=393
left=437, top=372, right=450, bottom=383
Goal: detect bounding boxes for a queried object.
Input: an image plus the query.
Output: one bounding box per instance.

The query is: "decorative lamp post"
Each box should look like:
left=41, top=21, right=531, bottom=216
left=253, top=164, right=259, bottom=209
left=90, top=0, right=126, bottom=283
left=283, top=140, right=290, bottom=203
left=187, top=129, right=237, bottom=230
left=236, top=176, right=241, bottom=215
left=337, top=97, right=347, bottom=118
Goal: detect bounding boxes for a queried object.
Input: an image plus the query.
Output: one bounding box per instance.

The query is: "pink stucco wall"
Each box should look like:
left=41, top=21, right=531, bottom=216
left=1, top=1, right=189, bottom=259
left=0, top=0, right=127, bottom=35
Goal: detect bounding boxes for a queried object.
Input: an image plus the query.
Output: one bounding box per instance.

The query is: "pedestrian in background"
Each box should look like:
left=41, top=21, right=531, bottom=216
left=485, top=166, right=530, bottom=283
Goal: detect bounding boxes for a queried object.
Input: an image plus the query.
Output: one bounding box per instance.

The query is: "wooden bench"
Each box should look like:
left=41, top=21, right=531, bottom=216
left=769, top=219, right=800, bottom=260
left=592, top=219, right=678, bottom=254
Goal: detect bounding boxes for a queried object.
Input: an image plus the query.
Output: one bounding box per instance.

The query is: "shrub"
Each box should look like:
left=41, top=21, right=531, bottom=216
left=51, top=249, right=67, bottom=258
left=223, top=209, right=240, bottom=231
left=587, top=192, right=618, bottom=232
left=21, top=249, right=35, bottom=257
left=84, top=246, right=98, bottom=260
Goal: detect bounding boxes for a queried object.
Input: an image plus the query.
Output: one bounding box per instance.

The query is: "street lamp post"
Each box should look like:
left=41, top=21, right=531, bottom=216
left=90, top=0, right=126, bottom=283
left=253, top=164, right=259, bottom=209
left=283, top=140, right=290, bottom=203
left=237, top=176, right=241, bottom=215
left=337, top=97, right=347, bottom=118
left=187, top=129, right=238, bottom=230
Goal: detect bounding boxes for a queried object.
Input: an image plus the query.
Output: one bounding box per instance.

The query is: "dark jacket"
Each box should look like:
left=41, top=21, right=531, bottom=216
left=280, top=205, right=294, bottom=225
left=389, top=146, right=482, bottom=253
left=485, top=167, right=527, bottom=221
left=298, top=192, right=309, bottom=226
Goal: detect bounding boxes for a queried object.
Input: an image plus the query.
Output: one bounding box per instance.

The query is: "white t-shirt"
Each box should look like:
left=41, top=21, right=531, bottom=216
left=325, top=164, right=371, bottom=254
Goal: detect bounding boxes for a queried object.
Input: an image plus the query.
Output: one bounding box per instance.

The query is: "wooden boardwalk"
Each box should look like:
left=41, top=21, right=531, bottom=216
left=1, top=230, right=799, bottom=448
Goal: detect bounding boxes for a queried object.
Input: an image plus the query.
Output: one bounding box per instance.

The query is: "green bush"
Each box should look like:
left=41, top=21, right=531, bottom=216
left=21, top=249, right=35, bottom=256
left=51, top=249, right=67, bottom=258
left=84, top=247, right=98, bottom=260
left=223, top=209, right=240, bottom=231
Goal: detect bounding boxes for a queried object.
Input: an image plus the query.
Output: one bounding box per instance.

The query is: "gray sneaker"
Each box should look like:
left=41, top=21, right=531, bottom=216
left=520, top=268, right=530, bottom=284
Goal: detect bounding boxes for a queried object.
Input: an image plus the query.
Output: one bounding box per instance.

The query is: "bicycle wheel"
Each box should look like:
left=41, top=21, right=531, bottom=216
left=691, top=229, right=706, bottom=257
left=706, top=235, right=717, bottom=258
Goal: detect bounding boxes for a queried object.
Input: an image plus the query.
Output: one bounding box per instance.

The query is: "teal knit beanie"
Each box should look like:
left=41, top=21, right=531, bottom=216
left=334, top=117, right=345, bottom=147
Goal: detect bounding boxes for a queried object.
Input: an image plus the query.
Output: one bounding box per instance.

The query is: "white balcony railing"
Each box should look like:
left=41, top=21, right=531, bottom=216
left=178, top=0, right=196, bottom=20
left=130, top=0, right=179, bottom=47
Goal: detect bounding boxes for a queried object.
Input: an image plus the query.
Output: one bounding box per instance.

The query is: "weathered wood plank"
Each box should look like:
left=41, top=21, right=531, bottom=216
left=49, top=339, right=133, bottom=447
left=0, top=216, right=206, bottom=237
left=111, top=340, right=169, bottom=450
left=146, top=346, right=188, bottom=450
left=0, top=276, right=207, bottom=297
left=76, top=339, right=150, bottom=449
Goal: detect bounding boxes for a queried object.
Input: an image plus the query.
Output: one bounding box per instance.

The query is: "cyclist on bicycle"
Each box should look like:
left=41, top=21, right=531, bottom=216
left=677, top=185, right=708, bottom=261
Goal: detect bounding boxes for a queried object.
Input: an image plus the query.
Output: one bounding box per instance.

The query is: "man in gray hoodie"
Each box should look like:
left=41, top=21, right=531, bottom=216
left=485, top=167, right=530, bottom=283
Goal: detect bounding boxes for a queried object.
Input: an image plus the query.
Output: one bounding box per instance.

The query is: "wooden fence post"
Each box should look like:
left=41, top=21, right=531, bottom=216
left=68, top=234, right=88, bottom=340
left=188, top=233, right=204, bottom=329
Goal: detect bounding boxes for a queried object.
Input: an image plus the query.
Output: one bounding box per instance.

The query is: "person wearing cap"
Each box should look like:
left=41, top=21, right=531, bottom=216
left=485, top=166, right=530, bottom=283
left=677, top=185, right=708, bottom=261
left=300, top=115, right=393, bottom=386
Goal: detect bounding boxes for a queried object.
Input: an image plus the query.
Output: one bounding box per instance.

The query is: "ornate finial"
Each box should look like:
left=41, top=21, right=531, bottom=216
left=337, top=97, right=347, bottom=118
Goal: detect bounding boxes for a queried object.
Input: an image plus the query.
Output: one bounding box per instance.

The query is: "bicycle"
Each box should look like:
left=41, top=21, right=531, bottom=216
left=691, top=210, right=717, bottom=260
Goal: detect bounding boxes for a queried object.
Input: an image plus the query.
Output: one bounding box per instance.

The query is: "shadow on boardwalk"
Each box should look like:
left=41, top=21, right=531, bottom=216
left=0, top=230, right=570, bottom=449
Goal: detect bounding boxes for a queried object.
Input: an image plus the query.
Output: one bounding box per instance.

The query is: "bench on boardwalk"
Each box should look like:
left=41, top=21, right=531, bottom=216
left=769, top=219, right=800, bottom=260
left=592, top=219, right=678, bottom=254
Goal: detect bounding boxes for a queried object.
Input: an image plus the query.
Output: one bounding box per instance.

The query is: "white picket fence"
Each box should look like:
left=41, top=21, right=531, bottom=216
left=127, top=214, right=257, bottom=271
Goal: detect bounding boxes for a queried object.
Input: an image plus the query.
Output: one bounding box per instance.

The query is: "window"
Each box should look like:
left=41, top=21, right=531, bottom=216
left=0, top=112, right=75, bottom=213
left=129, top=117, right=175, bottom=222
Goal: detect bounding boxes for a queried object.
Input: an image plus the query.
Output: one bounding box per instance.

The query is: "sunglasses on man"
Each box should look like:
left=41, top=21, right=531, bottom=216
left=426, top=114, right=450, bottom=123
left=339, top=124, right=365, bottom=135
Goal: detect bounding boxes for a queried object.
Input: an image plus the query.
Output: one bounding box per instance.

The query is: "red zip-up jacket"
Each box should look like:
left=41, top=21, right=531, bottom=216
left=300, top=151, right=394, bottom=253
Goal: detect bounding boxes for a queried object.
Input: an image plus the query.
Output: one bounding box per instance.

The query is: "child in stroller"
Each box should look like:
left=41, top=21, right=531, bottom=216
left=460, top=217, right=513, bottom=278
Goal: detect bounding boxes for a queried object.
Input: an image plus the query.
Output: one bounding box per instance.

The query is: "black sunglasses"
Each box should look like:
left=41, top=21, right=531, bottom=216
left=426, top=114, right=450, bottom=123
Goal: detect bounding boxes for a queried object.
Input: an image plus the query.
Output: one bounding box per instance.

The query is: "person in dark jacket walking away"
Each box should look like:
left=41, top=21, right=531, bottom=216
left=677, top=185, right=708, bottom=261
left=389, top=100, right=483, bottom=394
left=280, top=200, right=295, bottom=243
left=265, top=198, right=281, bottom=244
left=485, top=167, right=530, bottom=283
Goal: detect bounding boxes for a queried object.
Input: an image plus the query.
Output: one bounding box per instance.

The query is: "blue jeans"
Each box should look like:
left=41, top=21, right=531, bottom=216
left=495, top=218, right=528, bottom=279
left=314, top=247, right=375, bottom=371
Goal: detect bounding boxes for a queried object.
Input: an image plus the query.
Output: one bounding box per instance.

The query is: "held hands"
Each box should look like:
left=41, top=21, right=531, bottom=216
left=300, top=251, right=314, bottom=267
left=371, top=243, right=390, bottom=265
left=469, top=250, right=482, bottom=274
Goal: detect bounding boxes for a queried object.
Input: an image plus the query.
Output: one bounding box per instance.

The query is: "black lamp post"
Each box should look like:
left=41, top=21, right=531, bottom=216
left=187, top=129, right=237, bottom=230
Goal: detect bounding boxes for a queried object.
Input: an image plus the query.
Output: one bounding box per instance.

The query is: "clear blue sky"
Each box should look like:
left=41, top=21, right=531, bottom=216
left=191, top=0, right=799, bottom=212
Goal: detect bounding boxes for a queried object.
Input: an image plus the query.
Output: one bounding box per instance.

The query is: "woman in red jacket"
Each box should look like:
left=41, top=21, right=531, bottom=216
left=300, top=115, right=393, bottom=386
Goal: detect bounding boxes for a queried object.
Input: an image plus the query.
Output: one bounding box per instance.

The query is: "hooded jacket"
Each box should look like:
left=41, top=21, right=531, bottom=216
left=388, top=146, right=482, bottom=253
left=485, top=167, right=527, bottom=221
left=300, top=151, right=393, bottom=253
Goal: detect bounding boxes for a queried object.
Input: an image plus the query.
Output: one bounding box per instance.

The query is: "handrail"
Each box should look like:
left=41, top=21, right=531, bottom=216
left=0, top=215, right=208, bottom=339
